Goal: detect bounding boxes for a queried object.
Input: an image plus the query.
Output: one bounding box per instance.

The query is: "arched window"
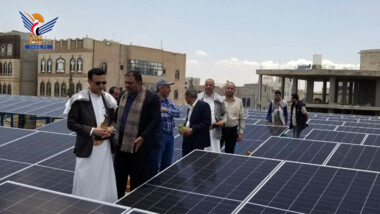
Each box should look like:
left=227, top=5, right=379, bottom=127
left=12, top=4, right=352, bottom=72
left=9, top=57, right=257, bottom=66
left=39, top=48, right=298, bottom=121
left=70, top=58, right=75, bottom=73
left=40, top=82, right=45, bottom=96
left=76, top=82, right=82, bottom=93
left=0, top=83, right=2, bottom=94
left=0, top=63, right=2, bottom=76
left=41, top=59, right=46, bottom=73
left=54, top=82, right=60, bottom=96
left=47, top=58, right=52, bottom=73
left=46, top=82, right=51, bottom=96
left=101, top=62, right=107, bottom=73
left=8, top=63, right=12, bottom=76
left=2, top=84, right=6, bottom=94
left=56, top=58, right=65, bottom=73
left=175, top=70, right=180, bottom=80
left=242, top=98, right=246, bottom=107
left=0, top=44, right=5, bottom=56
left=77, top=58, right=83, bottom=73
left=7, top=84, right=11, bottom=95
left=7, top=44, right=12, bottom=56
left=61, top=82, right=67, bottom=97
left=247, top=98, right=251, bottom=107
left=174, top=90, right=178, bottom=100
left=3, top=63, right=7, bottom=76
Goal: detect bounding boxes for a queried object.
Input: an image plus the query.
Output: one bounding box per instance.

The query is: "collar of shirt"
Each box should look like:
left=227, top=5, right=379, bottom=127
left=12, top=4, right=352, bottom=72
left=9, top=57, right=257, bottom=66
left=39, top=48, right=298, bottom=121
left=190, top=99, right=198, bottom=109
left=224, top=96, right=235, bottom=102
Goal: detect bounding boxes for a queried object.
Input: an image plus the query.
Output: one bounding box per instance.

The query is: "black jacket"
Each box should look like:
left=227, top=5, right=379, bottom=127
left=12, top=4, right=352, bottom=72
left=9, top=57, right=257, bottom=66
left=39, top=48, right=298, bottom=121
left=182, top=100, right=211, bottom=156
left=67, top=95, right=117, bottom=158
left=289, top=101, right=307, bottom=129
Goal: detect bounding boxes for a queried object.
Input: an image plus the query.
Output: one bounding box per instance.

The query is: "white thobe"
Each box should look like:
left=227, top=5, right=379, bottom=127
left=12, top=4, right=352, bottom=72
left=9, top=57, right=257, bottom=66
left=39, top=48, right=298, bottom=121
left=204, top=95, right=221, bottom=153
left=72, top=91, right=118, bottom=203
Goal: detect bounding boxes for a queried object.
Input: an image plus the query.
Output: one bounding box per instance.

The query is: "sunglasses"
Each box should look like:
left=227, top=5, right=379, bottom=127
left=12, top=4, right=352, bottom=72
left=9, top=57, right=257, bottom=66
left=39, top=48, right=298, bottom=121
left=94, top=81, right=107, bottom=85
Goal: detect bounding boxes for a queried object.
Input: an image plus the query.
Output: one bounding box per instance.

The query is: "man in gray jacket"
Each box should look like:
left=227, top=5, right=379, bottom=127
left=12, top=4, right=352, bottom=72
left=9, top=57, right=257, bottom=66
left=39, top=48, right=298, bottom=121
left=198, top=79, right=228, bottom=152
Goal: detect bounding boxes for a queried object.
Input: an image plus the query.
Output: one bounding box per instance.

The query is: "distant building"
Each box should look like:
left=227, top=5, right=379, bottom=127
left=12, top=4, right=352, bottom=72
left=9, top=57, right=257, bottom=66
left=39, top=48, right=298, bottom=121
left=37, top=37, right=186, bottom=105
left=0, top=31, right=38, bottom=96
left=185, top=77, right=200, bottom=89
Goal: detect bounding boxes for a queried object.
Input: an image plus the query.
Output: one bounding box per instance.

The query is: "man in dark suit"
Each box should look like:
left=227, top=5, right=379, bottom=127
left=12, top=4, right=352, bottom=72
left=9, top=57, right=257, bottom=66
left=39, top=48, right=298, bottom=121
left=182, top=87, right=211, bottom=156
left=114, top=70, right=161, bottom=199
left=66, top=68, right=118, bottom=202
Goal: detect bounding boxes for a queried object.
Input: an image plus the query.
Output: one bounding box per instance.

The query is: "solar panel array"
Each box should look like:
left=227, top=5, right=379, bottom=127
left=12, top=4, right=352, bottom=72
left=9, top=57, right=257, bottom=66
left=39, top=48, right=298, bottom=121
left=2, top=94, right=380, bottom=213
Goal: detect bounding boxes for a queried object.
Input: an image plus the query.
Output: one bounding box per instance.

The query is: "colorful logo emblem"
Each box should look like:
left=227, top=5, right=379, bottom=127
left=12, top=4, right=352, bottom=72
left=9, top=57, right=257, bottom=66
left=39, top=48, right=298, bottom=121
left=19, top=11, right=58, bottom=49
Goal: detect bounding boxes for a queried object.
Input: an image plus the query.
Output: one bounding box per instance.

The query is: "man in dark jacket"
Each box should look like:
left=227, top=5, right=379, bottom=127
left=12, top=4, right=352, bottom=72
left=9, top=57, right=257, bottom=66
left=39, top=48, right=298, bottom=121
left=289, top=93, right=308, bottom=138
left=182, top=87, right=211, bottom=156
left=66, top=68, right=118, bottom=202
left=113, top=70, right=161, bottom=199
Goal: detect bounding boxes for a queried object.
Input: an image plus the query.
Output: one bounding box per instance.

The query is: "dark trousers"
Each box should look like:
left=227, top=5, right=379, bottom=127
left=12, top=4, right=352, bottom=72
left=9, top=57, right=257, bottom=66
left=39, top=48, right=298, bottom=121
left=114, top=148, right=151, bottom=199
left=221, top=126, right=238, bottom=153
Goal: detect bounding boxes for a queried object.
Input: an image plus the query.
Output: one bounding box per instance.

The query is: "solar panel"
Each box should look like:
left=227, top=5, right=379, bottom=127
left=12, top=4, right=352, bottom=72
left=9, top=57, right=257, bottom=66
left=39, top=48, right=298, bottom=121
left=236, top=203, right=300, bottom=214
left=38, top=149, right=75, bottom=172
left=327, top=144, right=380, bottom=172
left=363, top=134, right=380, bottom=146
left=285, top=124, right=338, bottom=138
left=308, top=119, right=344, bottom=126
left=306, top=129, right=366, bottom=144
left=249, top=162, right=380, bottom=213
left=172, top=149, right=183, bottom=163
left=0, top=182, right=128, bottom=213
left=0, top=127, right=36, bottom=146
left=358, top=119, right=380, bottom=124
left=252, top=137, right=337, bottom=164
left=0, top=159, right=30, bottom=180
left=0, top=132, right=75, bottom=164
left=126, top=208, right=158, bottom=214
left=337, top=126, right=380, bottom=135
left=0, top=165, right=73, bottom=194
left=233, top=139, right=263, bottom=155
left=244, top=125, right=287, bottom=141
left=344, top=121, right=380, bottom=129
left=117, top=150, right=281, bottom=212
left=36, top=119, right=74, bottom=134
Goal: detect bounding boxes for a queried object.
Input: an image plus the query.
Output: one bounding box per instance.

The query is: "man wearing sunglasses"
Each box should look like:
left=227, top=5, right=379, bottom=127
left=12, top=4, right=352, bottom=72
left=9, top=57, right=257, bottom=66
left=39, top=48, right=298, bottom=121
left=65, top=68, right=118, bottom=202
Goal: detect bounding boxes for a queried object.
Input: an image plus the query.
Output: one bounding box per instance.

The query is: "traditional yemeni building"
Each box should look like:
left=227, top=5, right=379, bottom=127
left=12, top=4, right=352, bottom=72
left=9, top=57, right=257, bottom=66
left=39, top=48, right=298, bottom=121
left=0, top=31, right=38, bottom=96
left=37, top=37, right=186, bottom=105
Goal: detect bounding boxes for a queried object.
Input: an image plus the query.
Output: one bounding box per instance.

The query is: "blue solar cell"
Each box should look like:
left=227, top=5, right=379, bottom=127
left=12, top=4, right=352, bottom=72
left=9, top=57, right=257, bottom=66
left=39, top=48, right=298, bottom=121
left=238, top=203, right=299, bottom=214
left=363, top=134, right=380, bottom=146
left=36, top=119, right=74, bottom=134
left=244, top=125, right=287, bottom=141
left=38, top=149, right=75, bottom=172
left=0, top=127, right=35, bottom=146
left=337, top=126, right=380, bottom=135
left=0, top=159, right=30, bottom=179
left=306, top=129, right=365, bottom=144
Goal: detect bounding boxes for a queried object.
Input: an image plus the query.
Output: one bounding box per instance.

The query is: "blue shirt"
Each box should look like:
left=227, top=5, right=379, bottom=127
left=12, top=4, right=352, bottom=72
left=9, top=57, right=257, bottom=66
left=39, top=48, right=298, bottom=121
left=120, top=95, right=135, bottom=133
left=160, top=97, right=180, bottom=134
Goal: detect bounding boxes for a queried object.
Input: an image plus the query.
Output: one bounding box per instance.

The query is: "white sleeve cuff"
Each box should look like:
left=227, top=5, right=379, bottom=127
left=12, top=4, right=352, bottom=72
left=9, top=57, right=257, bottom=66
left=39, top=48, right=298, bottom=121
left=90, top=127, right=94, bottom=136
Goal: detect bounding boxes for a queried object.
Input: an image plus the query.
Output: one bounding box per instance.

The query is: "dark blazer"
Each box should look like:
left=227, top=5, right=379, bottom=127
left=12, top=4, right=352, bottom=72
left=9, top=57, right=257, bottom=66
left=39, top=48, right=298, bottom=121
left=117, top=89, right=161, bottom=153
left=67, top=95, right=116, bottom=158
left=182, top=100, right=211, bottom=156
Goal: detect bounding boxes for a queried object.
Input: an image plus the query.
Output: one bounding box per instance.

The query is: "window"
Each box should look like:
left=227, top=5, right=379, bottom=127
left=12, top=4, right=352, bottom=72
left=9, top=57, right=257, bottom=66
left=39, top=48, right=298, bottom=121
left=127, top=60, right=163, bottom=76
left=0, top=83, right=1, bottom=94
left=2, top=84, right=6, bottom=94
left=175, top=70, right=180, bottom=80
left=7, top=84, right=11, bottom=95
left=47, top=59, right=52, bottom=73
left=8, top=63, right=12, bottom=76
left=174, top=90, right=178, bottom=100
left=41, top=59, right=46, bottom=73
left=76, top=83, right=82, bottom=93
left=3, top=63, right=7, bottom=76
left=7, top=44, right=12, bottom=56
left=0, top=63, right=2, bottom=76
left=247, top=98, right=251, bottom=107
left=61, top=82, right=67, bottom=97
left=101, top=62, right=107, bottom=73
left=40, top=82, right=45, bottom=96
left=0, top=44, right=5, bottom=56
left=242, top=98, right=246, bottom=107
left=70, top=58, right=75, bottom=73
left=120, top=64, right=124, bottom=70
left=46, top=82, right=51, bottom=96
left=54, top=82, right=60, bottom=96
left=56, top=58, right=65, bottom=73
left=77, top=58, right=83, bottom=73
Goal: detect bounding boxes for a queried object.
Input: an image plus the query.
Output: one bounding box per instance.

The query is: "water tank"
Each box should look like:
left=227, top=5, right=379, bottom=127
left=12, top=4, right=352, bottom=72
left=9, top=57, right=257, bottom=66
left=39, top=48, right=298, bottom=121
left=312, top=53, right=322, bottom=69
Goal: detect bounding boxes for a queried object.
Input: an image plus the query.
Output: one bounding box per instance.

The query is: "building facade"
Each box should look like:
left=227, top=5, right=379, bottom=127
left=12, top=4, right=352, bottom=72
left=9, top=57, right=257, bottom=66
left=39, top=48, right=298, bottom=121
left=37, top=38, right=186, bottom=105
left=0, top=31, right=38, bottom=96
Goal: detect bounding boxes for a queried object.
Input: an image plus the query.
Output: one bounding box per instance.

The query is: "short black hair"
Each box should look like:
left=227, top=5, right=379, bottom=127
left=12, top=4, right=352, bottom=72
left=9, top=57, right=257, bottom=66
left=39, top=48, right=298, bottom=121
left=109, top=86, right=119, bottom=94
left=125, top=70, right=142, bottom=83
left=185, top=87, right=198, bottom=98
left=275, top=90, right=281, bottom=95
left=88, top=68, right=106, bottom=80
left=291, top=93, right=299, bottom=100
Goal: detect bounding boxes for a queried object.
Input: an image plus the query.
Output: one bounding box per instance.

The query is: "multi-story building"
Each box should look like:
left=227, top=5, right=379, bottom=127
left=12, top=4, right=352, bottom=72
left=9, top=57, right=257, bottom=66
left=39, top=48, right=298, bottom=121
left=0, top=31, right=38, bottom=96
left=37, top=37, right=186, bottom=105
left=185, top=77, right=200, bottom=89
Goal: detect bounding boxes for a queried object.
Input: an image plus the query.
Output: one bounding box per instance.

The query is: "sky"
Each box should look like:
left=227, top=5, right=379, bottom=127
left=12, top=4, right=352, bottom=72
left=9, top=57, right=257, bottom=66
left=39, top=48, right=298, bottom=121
left=2, top=0, right=380, bottom=86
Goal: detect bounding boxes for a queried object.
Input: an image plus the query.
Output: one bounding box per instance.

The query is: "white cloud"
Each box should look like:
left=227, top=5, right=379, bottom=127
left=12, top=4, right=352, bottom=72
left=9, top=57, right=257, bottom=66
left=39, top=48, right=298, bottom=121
left=195, top=50, right=209, bottom=57
left=186, top=57, right=360, bottom=87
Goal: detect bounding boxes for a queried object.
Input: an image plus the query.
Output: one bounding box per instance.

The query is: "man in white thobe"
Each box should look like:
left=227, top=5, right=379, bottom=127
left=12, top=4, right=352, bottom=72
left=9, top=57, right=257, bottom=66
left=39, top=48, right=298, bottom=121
left=66, top=68, right=118, bottom=202
left=198, top=79, right=228, bottom=153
